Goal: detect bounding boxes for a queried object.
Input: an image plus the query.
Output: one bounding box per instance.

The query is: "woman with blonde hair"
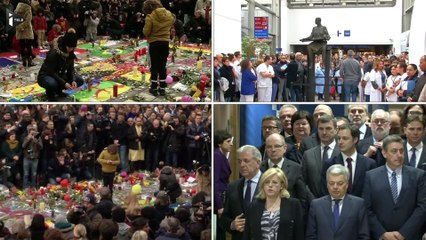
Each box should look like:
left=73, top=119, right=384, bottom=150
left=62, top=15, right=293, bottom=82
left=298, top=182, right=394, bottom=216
left=131, top=230, right=148, bottom=240
left=73, top=224, right=88, bottom=240
left=123, top=192, right=142, bottom=221
left=243, top=168, right=304, bottom=240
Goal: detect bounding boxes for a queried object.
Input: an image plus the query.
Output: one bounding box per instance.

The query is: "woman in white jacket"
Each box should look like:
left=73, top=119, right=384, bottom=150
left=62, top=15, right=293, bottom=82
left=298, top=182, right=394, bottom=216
left=369, top=59, right=387, bottom=102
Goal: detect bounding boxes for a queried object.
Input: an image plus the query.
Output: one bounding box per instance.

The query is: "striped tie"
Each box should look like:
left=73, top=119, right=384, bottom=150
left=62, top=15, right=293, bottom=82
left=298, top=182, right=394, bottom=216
left=390, top=171, right=398, bottom=203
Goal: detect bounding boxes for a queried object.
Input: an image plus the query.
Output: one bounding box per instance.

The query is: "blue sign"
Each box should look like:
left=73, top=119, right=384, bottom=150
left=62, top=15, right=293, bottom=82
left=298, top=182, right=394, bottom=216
left=344, top=30, right=351, bottom=37
left=254, top=17, right=268, bottom=39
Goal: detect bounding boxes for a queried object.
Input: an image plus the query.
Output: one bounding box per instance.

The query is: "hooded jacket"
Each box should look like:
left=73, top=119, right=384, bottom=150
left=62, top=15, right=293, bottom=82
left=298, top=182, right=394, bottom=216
left=14, top=2, right=34, bottom=40
left=143, top=7, right=173, bottom=43
left=37, top=36, right=77, bottom=89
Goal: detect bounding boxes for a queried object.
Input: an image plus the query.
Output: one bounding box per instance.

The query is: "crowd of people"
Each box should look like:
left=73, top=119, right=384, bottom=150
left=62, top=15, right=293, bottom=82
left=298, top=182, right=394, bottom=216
left=0, top=104, right=211, bottom=191
left=0, top=185, right=212, bottom=240
left=214, top=50, right=426, bottom=103
left=0, top=0, right=211, bottom=53
left=214, top=104, right=426, bottom=239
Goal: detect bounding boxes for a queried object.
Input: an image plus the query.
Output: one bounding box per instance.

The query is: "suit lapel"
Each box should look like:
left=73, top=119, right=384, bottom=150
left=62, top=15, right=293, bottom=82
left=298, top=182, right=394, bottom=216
left=381, top=166, right=396, bottom=205
left=403, top=143, right=409, bottom=165
left=320, top=196, right=334, bottom=231
left=353, top=154, right=364, bottom=187
left=337, top=195, right=352, bottom=231
left=330, top=145, right=340, bottom=159
left=260, top=160, right=268, bottom=172
left=238, top=178, right=246, bottom=211
left=417, top=147, right=426, bottom=169
left=396, top=166, right=409, bottom=205
left=281, top=160, right=291, bottom=176
left=314, top=146, right=322, bottom=170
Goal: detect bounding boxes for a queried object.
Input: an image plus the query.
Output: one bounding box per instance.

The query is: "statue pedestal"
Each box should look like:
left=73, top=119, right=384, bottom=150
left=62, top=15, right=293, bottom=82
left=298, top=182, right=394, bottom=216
left=306, top=45, right=331, bottom=102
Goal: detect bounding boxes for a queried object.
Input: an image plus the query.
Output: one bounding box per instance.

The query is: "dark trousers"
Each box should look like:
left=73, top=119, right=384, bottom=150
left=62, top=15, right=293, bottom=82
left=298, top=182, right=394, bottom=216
left=19, top=39, right=32, bottom=58
left=102, top=172, right=115, bottom=193
left=149, top=41, right=169, bottom=91
left=38, top=75, right=84, bottom=98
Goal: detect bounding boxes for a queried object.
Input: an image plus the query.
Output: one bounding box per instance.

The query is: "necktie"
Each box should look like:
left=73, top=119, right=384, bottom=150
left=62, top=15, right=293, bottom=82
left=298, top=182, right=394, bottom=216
left=333, top=199, right=341, bottom=230
left=409, top=148, right=417, bottom=167
left=323, top=145, right=329, bottom=162
left=244, top=180, right=252, bottom=208
left=346, top=158, right=353, bottom=191
left=273, top=164, right=279, bottom=168
left=390, top=171, right=398, bottom=203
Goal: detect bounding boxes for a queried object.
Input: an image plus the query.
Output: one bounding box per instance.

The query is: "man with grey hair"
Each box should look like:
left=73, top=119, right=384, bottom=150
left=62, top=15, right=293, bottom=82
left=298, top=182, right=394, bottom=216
left=357, top=109, right=391, bottom=166
left=363, top=134, right=426, bottom=240
left=347, top=104, right=372, bottom=140
left=221, top=145, right=262, bottom=240
left=278, top=104, right=298, bottom=138
left=306, top=164, right=369, bottom=239
left=340, top=50, right=362, bottom=102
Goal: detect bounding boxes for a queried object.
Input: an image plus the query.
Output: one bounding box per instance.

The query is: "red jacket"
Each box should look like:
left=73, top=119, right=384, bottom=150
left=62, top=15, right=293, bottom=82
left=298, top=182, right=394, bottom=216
left=33, top=15, right=47, bottom=31
left=47, top=29, right=60, bottom=43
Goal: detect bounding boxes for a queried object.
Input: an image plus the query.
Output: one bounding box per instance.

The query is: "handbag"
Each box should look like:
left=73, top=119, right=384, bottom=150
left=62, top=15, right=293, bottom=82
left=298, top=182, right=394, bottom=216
left=371, top=80, right=379, bottom=90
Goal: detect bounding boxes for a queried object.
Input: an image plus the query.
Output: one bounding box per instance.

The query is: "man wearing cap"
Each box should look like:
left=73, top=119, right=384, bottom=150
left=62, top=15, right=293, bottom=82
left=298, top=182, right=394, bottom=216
left=37, top=28, right=84, bottom=101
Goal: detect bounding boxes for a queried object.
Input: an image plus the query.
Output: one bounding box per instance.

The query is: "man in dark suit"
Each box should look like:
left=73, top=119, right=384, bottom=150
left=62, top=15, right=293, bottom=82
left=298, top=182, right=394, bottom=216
left=306, top=164, right=369, bottom=240
left=220, top=145, right=262, bottom=240
left=260, top=133, right=309, bottom=210
left=285, top=53, right=302, bottom=102
left=258, top=115, right=301, bottom=164
left=321, top=124, right=376, bottom=197
left=301, top=105, right=334, bottom=155
left=363, top=135, right=426, bottom=240
left=357, top=109, right=391, bottom=166
left=347, top=104, right=372, bottom=140
left=408, top=55, right=426, bottom=102
left=403, top=115, right=426, bottom=170
left=278, top=104, right=298, bottom=138
left=303, top=114, right=340, bottom=199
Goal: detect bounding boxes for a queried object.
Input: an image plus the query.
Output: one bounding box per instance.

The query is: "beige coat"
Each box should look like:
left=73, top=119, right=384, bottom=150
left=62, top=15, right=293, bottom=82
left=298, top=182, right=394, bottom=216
left=15, top=2, right=34, bottom=40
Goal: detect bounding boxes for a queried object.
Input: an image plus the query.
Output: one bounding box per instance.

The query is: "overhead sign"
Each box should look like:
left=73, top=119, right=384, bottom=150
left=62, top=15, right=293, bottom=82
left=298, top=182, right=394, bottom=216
left=337, top=30, right=351, bottom=37
left=254, top=17, right=268, bottom=39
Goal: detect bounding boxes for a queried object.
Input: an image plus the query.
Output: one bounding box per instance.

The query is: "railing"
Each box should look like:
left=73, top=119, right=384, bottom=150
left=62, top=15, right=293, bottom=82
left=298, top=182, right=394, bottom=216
left=287, top=0, right=396, bottom=8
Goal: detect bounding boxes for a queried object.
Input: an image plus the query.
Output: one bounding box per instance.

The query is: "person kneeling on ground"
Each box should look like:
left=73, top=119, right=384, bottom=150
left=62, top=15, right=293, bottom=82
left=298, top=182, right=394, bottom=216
left=37, top=28, right=83, bottom=101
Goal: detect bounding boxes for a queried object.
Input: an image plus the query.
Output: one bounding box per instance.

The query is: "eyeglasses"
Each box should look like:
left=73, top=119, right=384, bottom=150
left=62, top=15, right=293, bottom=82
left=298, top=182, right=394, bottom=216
left=372, top=119, right=389, bottom=125
left=262, top=126, right=279, bottom=131
left=266, top=144, right=284, bottom=150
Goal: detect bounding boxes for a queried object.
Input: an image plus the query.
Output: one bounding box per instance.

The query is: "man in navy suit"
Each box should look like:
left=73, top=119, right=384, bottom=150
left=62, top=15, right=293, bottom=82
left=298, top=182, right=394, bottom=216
left=363, top=135, right=426, bottom=240
left=303, top=114, right=340, bottom=199
left=403, top=115, right=426, bottom=170
left=321, top=124, right=376, bottom=197
left=306, top=164, right=369, bottom=240
left=347, top=104, right=372, bottom=140
left=301, top=104, right=334, bottom=154
left=357, top=109, right=391, bottom=166
left=220, top=145, right=262, bottom=240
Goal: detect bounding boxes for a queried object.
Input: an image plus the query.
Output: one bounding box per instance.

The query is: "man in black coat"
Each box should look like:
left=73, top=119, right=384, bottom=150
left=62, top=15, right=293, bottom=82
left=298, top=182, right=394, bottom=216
left=220, top=145, right=262, bottom=240
left=284, top=53, right=301, bottom=102
left=37, top=30, right=84, bottom=101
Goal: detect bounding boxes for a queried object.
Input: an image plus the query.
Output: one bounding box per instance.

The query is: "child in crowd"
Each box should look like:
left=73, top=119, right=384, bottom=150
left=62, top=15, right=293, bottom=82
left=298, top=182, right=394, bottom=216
left=47, top=24, right=62, bottom=47
left=97, top=144, right=120, bottom=193
left=33, top=8, right=48, bottom=49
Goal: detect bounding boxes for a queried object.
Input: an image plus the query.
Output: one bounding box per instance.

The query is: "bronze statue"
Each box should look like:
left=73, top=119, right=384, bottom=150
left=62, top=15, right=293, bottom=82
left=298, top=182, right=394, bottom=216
left=300, top=17, right=331, bottom=101
left=300, top=17, right=330, bottom=68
